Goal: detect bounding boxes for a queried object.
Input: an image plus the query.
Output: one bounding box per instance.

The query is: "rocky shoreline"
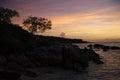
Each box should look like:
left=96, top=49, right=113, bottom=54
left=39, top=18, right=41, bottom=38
left=0, top=44, right=103, bottom=80
left=92, top=44, right=120, bottom=51
left=0, top=21, right=103, bottom=80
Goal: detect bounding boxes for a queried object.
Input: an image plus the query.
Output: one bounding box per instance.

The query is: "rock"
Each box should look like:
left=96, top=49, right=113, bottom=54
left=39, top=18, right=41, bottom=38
left=28, top=44, right=104, bottom=70
left=110, top=46, right=120, bottom=50
left=24, top=70, right=38, bottom=78
left=7, top=54, right=32, bottom=68
left=29, top=44, right=90, bottom=70
left=93, top=44, right=104, bottom=49
left=92, top=58, right=104, bottom=64
left=65, top=45, right=89, bottom=69
left=0, top=55, right=7, bottom=64
left=102, top=46, right=110, bottom=51
left=93, top=44, right=120, bottom=51
left=85, top=48, right=104, bottom=64
left=0, top=70, right=21, bottom=80
left=0, top=44, right=103, bottom=71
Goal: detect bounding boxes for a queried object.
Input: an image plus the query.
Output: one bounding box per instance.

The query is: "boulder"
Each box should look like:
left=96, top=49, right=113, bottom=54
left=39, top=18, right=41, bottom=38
left=0, top=55, right=7, bottom=64
left=0, top=44, right=103, bottom=71
left=86, top=49, right=103, bottom=64
left=0, top=71, right=21, bottom=80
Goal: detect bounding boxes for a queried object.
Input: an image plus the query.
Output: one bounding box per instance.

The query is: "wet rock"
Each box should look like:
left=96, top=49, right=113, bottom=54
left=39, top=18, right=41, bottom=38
left=110, top=46, right=120, bottom=50
left=102, top=46, right=110, bottom=51
left=93, top=44, right=120, bottom=51
left=93, top=44, right=104, bottom=49
left=86, top=48, right=104, bottom=64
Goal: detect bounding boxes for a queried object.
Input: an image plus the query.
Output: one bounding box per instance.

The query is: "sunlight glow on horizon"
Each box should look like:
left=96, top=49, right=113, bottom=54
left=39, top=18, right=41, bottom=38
left=1, top=0, right=120, bottom=41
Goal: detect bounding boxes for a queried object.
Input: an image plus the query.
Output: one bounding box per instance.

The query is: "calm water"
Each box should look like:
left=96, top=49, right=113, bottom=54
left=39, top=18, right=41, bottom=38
left=22, top=42, right=120, bottom=80
left=74, top=42, right=120, bottom=80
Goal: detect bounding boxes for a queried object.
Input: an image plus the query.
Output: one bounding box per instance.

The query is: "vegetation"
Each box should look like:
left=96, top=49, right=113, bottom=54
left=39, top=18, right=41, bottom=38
left=0, top=8, right=97, bottom=76
left=0, top=7, right=19, bottom=23
left=0, top=7, right=87, bottom=53
left=0, top=21, right=87, bottom=54
left=23, top=16, right=52, bottom=34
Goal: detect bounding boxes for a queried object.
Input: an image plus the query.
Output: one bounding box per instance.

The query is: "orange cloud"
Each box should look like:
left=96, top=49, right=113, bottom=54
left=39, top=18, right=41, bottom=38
left=5, top=0, right=120, bottom=40
left=51, top=4, right=120, bottom=28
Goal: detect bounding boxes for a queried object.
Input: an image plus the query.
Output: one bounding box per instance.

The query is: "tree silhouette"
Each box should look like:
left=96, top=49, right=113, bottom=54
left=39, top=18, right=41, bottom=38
left=0, top=7, right=19, bottom=23
left=23, top=16, right=52, bottom=33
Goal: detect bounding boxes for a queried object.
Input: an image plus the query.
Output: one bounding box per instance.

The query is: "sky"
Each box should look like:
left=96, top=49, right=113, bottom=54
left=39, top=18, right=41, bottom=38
left=0, top=0, right=120, bottom=41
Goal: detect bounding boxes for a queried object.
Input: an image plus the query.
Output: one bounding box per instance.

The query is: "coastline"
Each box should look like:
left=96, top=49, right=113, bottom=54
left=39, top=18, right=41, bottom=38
left=0, top=44, right=103, bottom=80
left=21, top=66, right=89, bottom=80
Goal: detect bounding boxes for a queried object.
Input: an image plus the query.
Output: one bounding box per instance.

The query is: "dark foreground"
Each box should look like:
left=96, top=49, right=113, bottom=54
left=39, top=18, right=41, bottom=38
left=0, top=21, right=103, bottom=80
left=0, top=44, right=103, bottom=80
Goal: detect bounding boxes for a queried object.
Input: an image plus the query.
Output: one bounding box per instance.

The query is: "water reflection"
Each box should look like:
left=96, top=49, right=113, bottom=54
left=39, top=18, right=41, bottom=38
left=74, top=43, right=120, bottom=80
left=88, top=50, right=120, bottom=80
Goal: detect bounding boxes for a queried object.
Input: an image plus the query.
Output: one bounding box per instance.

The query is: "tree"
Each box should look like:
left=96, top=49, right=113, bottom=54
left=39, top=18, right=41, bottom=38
left=23, top=16, right=52, bottom=33
left=0, top=7, right=19, bottom=23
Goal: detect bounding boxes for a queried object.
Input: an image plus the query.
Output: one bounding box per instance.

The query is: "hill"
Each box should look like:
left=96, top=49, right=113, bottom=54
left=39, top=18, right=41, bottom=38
left=32, top=35, right=88, bottom=47
left=0, top=21, right=33, bottom=54
left=0, top=21, right=88, bottom=52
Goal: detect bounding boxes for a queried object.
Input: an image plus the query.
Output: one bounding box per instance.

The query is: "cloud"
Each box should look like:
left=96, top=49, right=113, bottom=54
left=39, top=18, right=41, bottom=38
left=50, top=3, right=120, bottom=27
left=1, top=0, right=120, bottom=40
left=60, top=32, right=66, bottom=38
left=2, top=0, right=119, bottom=26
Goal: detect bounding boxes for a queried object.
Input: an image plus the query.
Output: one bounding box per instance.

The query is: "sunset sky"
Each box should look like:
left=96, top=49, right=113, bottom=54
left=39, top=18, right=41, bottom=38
left=0, top=0, right=120, bottom=41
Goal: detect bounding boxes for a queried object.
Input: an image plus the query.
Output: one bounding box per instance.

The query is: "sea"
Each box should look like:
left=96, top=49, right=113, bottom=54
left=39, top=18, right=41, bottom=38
left=74, top=42, right=120, bottom=80
left=22, top=42, right=120, bottom=80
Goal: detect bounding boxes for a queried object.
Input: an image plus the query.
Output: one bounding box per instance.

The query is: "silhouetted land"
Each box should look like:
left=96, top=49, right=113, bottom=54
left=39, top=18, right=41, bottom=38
left=92, top=44, right=120, bottom=51
left=0, top=21, right=88, bottom=53
left=0, top=21, right=32, bottom=53
left=0, top=21, right=103, bottom=80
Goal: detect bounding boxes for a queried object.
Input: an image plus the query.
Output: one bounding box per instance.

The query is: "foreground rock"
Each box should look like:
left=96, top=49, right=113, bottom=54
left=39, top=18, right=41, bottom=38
left=0, top=70, right=21, bottom=80
left=0, top=44, right=103, bottom=80
left=28, top=44, right=103, bottom=70
left=0, top=44, right=103, bottom=70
